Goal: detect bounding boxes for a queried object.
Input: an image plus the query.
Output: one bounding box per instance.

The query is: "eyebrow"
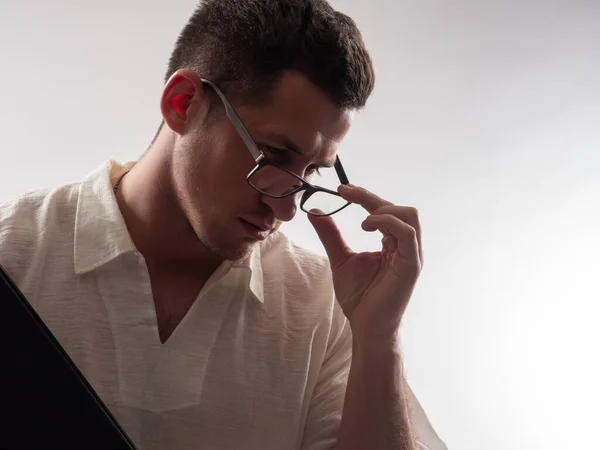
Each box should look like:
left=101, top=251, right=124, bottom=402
left=262, top=132, right=336, bottom=168
left=263, top=132, right=305, bottom=156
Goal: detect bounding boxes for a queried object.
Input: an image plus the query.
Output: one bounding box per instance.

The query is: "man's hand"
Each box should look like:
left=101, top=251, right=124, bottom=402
left=308, top=184, right=423, bottom=344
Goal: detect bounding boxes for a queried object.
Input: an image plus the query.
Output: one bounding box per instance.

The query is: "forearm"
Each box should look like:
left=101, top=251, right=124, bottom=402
left=334, top=338, right=417, bottom=450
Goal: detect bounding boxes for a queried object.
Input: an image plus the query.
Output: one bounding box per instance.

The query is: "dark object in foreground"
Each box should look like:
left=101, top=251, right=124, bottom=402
left=0, top=264, right=137, bottom=450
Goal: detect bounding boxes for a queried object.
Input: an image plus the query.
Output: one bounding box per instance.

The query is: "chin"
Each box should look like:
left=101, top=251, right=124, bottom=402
left=215, top=242, right=255, bottom=263
left=189, top=210, right=259, bottom=263
left=201, top=229, right=256, bottom=263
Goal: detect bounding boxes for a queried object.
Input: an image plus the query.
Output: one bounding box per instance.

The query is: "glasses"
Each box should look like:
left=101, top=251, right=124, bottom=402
left=201, top=78, right=352, bottom=217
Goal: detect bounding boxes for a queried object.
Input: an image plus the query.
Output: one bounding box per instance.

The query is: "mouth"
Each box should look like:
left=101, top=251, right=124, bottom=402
left=238, top=218, right=271, bottom=241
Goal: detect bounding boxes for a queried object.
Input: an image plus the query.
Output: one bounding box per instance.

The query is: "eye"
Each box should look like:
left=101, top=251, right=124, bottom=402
left=305, top=164, right=321, bottom=176
left=262, top=146, right=285, bottom=159
left=265, top=147, right=280, bottom=155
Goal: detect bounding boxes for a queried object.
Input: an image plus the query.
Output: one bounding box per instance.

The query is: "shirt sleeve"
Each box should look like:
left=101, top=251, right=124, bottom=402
left=300, top=305, right=447, bottom=450
left=299, top=306, right=353, bottom=450
left=0, top=192, right=53, bottom=310
left=0, top=198, right=34, bottom=286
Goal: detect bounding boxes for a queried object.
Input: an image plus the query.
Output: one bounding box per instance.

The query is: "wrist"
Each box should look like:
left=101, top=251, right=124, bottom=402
left=352, top=333, right=402, bottom=361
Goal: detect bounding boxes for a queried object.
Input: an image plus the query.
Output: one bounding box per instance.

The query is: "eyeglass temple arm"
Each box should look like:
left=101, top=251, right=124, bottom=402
left=201, top=78, right=353, bottom=184
left=200, top=78, right=263, bottom=162
left=335, top=156, right=350, bottom=185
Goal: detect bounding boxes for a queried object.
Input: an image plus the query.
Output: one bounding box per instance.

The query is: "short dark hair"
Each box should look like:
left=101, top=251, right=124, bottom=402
left=166, top=0, right=375, bottom=115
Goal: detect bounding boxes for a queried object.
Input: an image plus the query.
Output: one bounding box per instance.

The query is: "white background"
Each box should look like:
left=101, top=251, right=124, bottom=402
left=1, top=1, right=599, bottom=448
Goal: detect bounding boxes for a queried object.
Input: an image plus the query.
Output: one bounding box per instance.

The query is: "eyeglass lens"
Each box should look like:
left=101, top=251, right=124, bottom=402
left=248, top=165, right=349, bottom=215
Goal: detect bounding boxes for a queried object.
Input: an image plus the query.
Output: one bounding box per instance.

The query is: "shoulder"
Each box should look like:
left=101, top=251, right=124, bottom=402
left=0, top=183, right=80, bottom=285
left=260, top=230, right=334, bottom=298
left=260, top=230, right=332, bottom=287
left=258, top=230, right=347, bottom=328
left=0, top=183, right=80, bottom=240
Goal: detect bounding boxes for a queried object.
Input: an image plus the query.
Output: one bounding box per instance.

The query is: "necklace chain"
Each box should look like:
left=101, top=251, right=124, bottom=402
left=113, top=170, right=130, bottom=194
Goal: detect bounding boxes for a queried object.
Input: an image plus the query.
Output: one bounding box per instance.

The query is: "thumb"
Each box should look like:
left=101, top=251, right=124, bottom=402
left=307, top=212, right=353, bottom=269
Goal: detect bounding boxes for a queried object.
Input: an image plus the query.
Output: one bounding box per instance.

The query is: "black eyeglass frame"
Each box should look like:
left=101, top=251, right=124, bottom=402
left=200, top=78, right=352, bottom=217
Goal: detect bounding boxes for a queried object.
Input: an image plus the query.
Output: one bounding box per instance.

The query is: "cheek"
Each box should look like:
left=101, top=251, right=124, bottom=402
left=185, top=127, right=257, bottom=197
left=217, top=149, right=257, bottom=186
left=215, top=158, right=251, bottom=188
left=207, top=156, right=257, bottom=205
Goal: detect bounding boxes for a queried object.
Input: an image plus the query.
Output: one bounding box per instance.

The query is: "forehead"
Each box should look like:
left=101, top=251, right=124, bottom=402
left=237, top=72, right=353, bottom=161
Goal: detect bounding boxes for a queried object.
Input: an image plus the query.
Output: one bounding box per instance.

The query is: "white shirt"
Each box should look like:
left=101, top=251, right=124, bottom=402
left=0, top=160, right=446, bottom=450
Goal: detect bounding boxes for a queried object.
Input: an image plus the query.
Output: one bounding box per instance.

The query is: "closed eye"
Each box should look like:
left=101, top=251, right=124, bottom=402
left=261, top=145, right=323, bottom=176
left=262, top=146, right=285, bottom=159
left=306, top=165, right=321, bottom=176
left=261, top=146, right=297, bottom=168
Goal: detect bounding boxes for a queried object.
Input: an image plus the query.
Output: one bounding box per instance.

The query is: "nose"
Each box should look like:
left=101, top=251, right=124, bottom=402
left=260, top=191, right=301, bottom=223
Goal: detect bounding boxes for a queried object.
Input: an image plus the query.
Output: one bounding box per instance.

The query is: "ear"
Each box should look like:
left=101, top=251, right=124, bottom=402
left=160, top=69, right=206, bottom=135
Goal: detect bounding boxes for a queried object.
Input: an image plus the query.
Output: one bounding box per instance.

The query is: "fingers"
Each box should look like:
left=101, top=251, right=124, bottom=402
left=362, top=213, right=422, bottom=267
left=372, top=205, right=420, bottom=228
left=370, top=205, right=422, bottom=263
left=338, top=184, right=393, bottom=213
left=307, top=213, right=354, bottom=270
left=339, top=185, right=423, bottom=264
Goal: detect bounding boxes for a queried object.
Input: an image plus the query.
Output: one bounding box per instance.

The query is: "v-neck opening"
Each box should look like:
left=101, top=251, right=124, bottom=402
left=153, top=259, right=236, bottom=346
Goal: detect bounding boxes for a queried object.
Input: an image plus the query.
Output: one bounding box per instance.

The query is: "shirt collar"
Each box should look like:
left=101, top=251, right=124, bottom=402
left=73, top=160, right=265, bottom=303
left=232, top=242, right=265, bottom=303
left=74, top=160, right=137, bottom=275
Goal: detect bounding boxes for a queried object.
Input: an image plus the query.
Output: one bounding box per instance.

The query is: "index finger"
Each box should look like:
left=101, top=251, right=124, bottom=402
left=337, top=184, right=393, bottom=213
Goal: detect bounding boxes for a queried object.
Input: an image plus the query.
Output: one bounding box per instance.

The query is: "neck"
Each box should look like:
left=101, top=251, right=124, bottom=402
left=115, top=138, right=223, bottom=277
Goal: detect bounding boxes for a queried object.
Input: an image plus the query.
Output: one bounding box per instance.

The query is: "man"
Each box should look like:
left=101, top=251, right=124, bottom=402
left=0, top=0, right=446, bottom=449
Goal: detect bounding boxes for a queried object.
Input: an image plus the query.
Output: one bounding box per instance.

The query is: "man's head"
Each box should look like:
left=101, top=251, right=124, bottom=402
left=153, top=0, right=375, bottom=262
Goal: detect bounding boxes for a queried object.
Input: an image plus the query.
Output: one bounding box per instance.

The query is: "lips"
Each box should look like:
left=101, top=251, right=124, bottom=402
left=238, top=218, right=272, bottom=241
left=241, top=218, right=274, bottom=232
